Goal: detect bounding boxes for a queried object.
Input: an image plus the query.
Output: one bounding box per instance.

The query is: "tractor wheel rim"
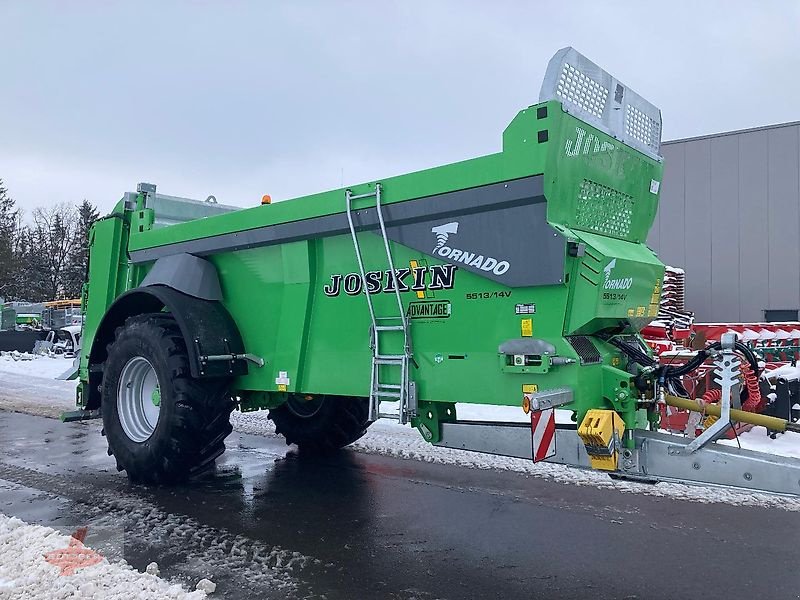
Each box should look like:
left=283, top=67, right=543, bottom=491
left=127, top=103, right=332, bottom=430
left=117, top=357, right=161, bottom=442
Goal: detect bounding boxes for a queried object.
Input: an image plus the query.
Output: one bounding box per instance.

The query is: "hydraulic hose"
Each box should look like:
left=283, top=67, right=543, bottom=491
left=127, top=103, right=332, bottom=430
left=599, top=334, right=762, bottom=398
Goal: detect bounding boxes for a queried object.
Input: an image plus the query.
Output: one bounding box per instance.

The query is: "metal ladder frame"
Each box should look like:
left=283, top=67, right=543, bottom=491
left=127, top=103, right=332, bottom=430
left=345, top=183, right=416, bottom=423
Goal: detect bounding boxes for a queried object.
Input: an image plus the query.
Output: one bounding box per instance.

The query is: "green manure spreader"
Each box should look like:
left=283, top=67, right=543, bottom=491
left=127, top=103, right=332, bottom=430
left=67, top=48, right=800, bottom=495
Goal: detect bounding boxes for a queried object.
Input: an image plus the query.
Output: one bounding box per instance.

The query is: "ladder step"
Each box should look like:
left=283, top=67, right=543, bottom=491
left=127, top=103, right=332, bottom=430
left=375, top=325, right=405, bottom=331
left=374, top=390, right=402, bottom=399
left=378, top=383, right=402, bottom=390
left=376, top=354, right=406, bottom=361
left=348, top=191, right=378, bottom=200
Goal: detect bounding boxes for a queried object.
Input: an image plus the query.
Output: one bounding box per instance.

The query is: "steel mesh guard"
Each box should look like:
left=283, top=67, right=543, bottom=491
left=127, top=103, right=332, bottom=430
left=566, top=335, right=602, bottom=365
left=539, top=47, right=662, bottom=160
left=575, top=180, right=634, bottom=240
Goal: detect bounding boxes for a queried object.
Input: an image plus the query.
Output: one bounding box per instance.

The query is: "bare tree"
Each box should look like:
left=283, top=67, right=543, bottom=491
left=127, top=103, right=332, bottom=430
left=29, top=203, right=78, bottom=300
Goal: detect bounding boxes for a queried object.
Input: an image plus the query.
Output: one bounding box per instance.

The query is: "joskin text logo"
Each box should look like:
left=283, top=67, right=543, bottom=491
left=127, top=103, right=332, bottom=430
left=323, top=264, right=457, bottom=297
left=603, top=259, right=633, bottom=290
left=564, top=126, right=615, bottom=158
left=430, top=222, right=510, bottom=276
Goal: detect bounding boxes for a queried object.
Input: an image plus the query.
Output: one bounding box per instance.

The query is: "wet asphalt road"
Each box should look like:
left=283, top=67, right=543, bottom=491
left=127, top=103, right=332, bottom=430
left=1, top=410, right=799, bottom=600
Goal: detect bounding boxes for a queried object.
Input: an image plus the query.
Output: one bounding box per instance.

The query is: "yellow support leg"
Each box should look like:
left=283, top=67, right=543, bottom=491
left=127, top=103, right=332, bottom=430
left=578, top=409, right=626, bottom=471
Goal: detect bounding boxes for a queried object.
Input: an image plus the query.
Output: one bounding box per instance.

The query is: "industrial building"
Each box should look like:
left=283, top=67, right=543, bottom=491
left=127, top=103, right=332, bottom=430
left=648, top=121, right=800, bottom=322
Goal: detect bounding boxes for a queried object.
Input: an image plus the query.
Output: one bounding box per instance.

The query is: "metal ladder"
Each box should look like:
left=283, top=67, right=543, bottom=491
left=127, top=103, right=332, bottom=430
left=345, top=183, right=416, bottom=424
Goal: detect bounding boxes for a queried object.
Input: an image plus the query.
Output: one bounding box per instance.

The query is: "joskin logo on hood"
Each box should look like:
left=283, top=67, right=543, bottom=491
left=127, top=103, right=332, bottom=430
left=565, top=126, right=616, bottom=158
left=430, top=222, right=510, bottom=276
left=603, top=259, right=633, bottom=290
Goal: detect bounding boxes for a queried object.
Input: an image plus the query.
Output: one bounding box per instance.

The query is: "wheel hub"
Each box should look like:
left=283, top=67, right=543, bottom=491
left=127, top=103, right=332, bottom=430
left=117, top=357, right=161, bottom=442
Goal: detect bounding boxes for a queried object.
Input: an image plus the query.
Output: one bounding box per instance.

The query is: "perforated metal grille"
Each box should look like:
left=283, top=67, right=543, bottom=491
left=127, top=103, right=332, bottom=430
left=566, top=336, right=601, bottom=365
left=540, top=48, right=662, bottom=160
left=555, top=63, right=609, bottom=119
left=625, top=104, right=661, bottom=152
left=575, top=180, right=635, bottom=239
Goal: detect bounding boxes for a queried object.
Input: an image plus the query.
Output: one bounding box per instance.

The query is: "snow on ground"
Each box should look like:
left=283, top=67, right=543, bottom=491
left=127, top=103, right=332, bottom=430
left=0, top=512, right=205, bottom=599
left=719, top=426, right=800, bottom=458
left=0, top=353, right=77, bottom=418
left=4, top=354, right=800, bottom=510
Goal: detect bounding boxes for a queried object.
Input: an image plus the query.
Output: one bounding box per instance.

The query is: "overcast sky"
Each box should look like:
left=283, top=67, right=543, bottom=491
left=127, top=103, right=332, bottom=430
left=1, top=1, right=799, bottom=215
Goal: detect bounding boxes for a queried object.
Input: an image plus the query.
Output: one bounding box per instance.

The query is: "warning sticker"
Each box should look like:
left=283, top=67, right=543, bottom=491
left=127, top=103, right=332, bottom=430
left=521, top=318, right=533, bottom=337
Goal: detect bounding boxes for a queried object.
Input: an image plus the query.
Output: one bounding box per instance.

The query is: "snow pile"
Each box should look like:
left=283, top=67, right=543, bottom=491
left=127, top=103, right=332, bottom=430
left=0, top=463, right=306, bottom=595
left=0, top=513, right=205, bottom=599
left=0, top=351, right=35, bottom=362
left=762, top=363, right=800, bottom=382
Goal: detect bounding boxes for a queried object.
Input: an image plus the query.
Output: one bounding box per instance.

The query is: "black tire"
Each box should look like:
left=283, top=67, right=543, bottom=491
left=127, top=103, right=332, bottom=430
left=269, top=394, right=370, bottom=454
left=101, top=313, right=234, bottom=483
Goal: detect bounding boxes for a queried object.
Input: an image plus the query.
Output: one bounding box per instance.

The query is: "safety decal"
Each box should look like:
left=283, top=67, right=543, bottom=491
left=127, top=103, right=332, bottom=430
left=531, top=407, right=556, bottom=463
left=521, top=318, right=533, bottom=337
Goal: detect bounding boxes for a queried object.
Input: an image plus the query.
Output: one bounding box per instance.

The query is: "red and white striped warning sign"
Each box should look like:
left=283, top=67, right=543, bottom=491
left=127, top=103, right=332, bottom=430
left=530, top=408, right=556, bottom=463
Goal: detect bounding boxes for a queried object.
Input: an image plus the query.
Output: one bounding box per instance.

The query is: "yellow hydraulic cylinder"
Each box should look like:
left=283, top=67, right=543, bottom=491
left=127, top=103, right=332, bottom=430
left=578, top=409, right=626, bottom=471
left=665, top=395, right=800, bottom=433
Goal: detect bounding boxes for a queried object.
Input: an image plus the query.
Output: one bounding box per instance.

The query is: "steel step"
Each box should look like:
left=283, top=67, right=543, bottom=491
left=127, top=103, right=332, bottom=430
left=374, top=390, right=402, bottom=399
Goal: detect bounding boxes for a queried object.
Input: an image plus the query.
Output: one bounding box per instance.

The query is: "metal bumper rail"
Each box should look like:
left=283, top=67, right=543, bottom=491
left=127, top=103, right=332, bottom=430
left=435, top=422, right=800, bottom=497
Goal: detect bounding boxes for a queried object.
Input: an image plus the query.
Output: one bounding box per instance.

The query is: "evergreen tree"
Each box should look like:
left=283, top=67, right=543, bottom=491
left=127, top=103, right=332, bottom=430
left=0, top=180, right=18, bottom=300
left=64, top=199, right=99, bottom=298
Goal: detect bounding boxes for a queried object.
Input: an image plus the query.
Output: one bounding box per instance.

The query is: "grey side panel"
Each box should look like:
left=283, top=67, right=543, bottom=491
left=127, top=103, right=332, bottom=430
left=650, top=144, right=686, bottom=268
left=654, top=122, right=800, bottom=322
left=767, top=126, right=800, bottom=313
left=378, top=180, right=565, bottom=287
left=738, top=131, right=770, bottom=322
left=129, top=177, right=551, bottom=274
left=140, top=253, right=223, bottom=301
left=710, top=135, right=740, bottom=321
left=683, top=139, right=712, bottom=321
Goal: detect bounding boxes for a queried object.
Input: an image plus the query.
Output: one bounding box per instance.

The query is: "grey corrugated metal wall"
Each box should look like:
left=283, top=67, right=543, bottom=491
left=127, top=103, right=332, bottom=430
left=647, top=122, right=800, bottom=322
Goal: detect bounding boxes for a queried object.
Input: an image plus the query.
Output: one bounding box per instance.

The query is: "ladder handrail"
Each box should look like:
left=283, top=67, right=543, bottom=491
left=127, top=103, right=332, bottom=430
left=344, top=183, right=415, bottom=424
left=372, top=184, right=410, bottom=340
left=345, top=189, right=378, bottom=333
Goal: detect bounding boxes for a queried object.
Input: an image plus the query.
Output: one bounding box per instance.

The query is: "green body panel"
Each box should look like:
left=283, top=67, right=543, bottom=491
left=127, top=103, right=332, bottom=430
left=79, top=100, right=665, bottom=432
left=79, top=215, right=129, bottom=386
